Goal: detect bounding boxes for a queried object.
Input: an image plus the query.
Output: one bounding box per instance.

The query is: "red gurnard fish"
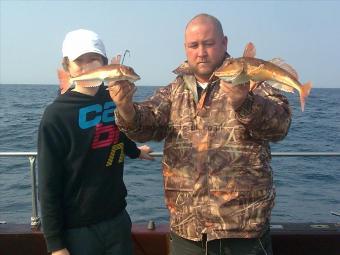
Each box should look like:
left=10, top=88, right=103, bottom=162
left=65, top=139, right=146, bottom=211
left=214, top=42, right=312, bottom=111
left=58, top=64, right=140, bottom=94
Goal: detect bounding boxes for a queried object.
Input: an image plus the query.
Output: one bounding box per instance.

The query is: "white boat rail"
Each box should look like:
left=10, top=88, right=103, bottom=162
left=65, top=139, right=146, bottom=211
left=1, top=151, right=340, bottom=228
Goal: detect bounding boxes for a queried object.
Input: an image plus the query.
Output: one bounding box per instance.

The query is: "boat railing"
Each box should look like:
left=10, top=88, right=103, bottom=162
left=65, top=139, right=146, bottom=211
left=1, top=151, right=340, bottom=228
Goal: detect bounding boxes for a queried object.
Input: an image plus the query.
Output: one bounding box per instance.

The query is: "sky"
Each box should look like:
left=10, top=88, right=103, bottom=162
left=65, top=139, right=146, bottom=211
left=1, top=0, right=339, bottom=88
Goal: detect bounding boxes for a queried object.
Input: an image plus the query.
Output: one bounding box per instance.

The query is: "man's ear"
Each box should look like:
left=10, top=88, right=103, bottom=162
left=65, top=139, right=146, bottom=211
left=223, top=36, right=228, bottom=51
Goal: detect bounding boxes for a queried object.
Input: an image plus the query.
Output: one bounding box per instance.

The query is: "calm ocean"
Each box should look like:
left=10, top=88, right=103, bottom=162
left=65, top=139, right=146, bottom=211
left=0, top=84, right=339, bottom=225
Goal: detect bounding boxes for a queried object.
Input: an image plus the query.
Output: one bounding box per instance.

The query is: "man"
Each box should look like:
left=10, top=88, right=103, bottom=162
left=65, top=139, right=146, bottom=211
left=109, top=14, right=291, bottom=255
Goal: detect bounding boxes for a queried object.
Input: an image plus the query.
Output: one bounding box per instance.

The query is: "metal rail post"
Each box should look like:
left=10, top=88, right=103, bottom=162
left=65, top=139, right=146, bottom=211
left=28, top=155, right=40, bottom=229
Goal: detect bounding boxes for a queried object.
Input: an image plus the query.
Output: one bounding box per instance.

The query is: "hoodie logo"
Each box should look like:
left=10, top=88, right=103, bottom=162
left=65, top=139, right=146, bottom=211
left=78, top=101, right=124, bottom=166
left=79, top=102, right=115, bottom=129
left=91, top=123, right=120, bottom=149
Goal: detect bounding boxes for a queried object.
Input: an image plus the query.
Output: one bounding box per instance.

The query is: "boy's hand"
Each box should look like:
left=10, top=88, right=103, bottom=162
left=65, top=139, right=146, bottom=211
left=52, top=248, right=70, bottom=255
left=138, top=145, right=155, bottom=161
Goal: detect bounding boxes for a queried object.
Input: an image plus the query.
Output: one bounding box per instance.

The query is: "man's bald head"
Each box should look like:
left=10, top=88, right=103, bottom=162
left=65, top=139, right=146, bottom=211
left=185, top=13, right=224, bottom=39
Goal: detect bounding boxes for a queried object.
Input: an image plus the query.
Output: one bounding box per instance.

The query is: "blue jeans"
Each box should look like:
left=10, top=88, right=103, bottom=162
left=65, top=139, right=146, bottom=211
left=64, top=209, right=133, bottom=255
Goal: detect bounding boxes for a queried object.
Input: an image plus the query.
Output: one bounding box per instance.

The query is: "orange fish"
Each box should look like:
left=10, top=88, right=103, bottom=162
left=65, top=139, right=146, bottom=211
left=214, top=42, right=312, bottom=111
left=58, top=64, right=140, bottom=94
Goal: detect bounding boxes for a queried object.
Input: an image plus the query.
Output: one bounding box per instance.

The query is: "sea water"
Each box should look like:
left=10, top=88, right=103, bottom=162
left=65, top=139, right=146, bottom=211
left=0, top=84, right=339, bottom=224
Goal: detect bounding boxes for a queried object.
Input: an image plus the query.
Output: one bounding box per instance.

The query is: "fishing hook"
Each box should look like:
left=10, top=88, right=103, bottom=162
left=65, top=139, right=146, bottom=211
left=121, top=50, right=130, bottom=65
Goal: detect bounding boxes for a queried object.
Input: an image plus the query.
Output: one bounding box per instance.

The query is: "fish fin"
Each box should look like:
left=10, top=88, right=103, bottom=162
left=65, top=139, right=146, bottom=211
left=249, top=80, right=261, bottom=91
left=269, top=58, right=299, bottom=80
left=57, top=69, right=71, bottom=94
left=266, top=81, right=295, bottom=93
left=299, top=81, right=312, bottom=112
left=75, top=79, right=102, bottom=88
left=243, top=42, right=256, bottom=58
left=111, top=54, right=122, bottom=64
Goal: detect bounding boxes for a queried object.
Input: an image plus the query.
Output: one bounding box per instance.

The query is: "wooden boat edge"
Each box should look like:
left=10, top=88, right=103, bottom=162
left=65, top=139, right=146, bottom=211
left=1, top=222, right=340, bottom=255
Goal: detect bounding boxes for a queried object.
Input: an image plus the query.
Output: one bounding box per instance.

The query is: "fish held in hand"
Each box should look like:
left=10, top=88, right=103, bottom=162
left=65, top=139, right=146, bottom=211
left=58, top=64, right=140, bottom=94
left=214, top=42, right=312, bottom=111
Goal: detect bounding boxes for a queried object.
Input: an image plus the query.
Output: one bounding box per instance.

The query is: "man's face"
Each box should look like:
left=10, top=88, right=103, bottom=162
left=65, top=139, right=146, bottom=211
left=185, top=20, right=227, bottom=82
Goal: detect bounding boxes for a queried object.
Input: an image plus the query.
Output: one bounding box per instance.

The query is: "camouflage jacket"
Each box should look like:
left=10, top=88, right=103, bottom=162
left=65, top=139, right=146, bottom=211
left=115, top=62, right=292, bottom=241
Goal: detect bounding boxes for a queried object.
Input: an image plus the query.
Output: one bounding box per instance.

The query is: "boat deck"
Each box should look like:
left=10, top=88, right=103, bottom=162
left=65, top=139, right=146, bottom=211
left=1, top=222, right=339, bottom=255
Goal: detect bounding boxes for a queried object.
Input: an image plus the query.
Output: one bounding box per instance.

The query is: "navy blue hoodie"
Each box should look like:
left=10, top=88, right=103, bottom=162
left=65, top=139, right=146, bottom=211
left=38, top=85, right=140, bottom=252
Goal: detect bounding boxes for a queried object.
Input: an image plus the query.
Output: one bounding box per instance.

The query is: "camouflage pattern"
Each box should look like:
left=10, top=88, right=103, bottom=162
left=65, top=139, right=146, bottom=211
left=115, top=60, right=292, bottom=241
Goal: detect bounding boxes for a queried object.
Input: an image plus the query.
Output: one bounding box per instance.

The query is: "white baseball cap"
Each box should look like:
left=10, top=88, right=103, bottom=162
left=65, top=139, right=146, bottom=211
left=62, top=29, right=107, bottom=61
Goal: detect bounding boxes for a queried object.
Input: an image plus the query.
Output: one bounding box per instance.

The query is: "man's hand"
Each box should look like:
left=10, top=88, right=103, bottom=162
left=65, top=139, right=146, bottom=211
left=107, top=56, right=137, bottom=123
left=108, top=80, right=136, bottom=123
left=108, top=80, right=136, bottom=107
left=52, top=248, right=70, bottom=255
left=138, top=145, right=155, bottom=160
left=220, top=80, right=251, bottom=110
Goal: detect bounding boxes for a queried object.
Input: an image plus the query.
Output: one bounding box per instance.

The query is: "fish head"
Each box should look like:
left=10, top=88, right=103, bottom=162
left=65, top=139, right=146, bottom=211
left=119, top=65, right=141, bottom=82
left=214, top=58, right=244, bottom=82
left=173, top=61, right=193, bottom=75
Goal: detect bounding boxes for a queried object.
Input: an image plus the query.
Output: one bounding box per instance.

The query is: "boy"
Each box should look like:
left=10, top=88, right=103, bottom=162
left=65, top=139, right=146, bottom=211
left=38, top=29, right=152, bottom=255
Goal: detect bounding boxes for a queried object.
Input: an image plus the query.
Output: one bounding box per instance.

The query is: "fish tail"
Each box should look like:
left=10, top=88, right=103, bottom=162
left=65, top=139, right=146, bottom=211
left=57, top=69, right=71, bottom=94
left=299, top=81, right=312, bottom=111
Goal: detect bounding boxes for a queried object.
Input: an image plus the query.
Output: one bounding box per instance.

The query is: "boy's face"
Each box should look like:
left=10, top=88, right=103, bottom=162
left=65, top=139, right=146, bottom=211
left=68, top=52, right=104, bottom=77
